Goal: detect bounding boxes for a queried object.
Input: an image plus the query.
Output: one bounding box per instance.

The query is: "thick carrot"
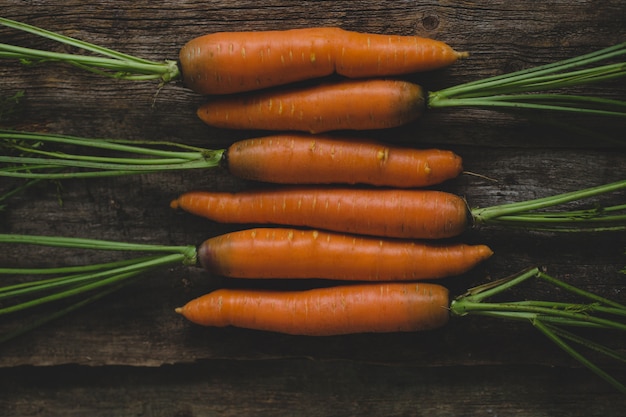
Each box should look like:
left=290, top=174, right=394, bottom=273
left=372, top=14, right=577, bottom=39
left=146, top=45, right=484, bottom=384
left=170, top=187, right=469, bottom=239
left=175, top=282, right=450, bottom=336
left=225, top=134, right=463, bottom=187
left=197, top=79, right=424, bottom=133
left=198, top=228, right=492, bottom=281
left=180, top=27, right=466, bottom=95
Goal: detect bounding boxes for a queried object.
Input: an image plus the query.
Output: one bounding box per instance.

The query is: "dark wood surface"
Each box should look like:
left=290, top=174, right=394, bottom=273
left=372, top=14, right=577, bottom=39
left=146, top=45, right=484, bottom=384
left=1, top=1, right=625, bottom=416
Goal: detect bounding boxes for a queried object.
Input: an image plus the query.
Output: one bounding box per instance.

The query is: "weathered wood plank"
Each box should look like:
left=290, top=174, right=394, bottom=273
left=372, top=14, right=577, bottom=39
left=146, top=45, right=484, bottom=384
left=1, top=360, right=626, bottom=417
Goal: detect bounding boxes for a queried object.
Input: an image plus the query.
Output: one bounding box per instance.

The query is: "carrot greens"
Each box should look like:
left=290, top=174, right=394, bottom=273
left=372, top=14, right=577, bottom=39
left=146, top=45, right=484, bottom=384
left=451, top=267, right=626, bottom=393
left=0, top=129, right=224, bottom=179
left=471, top=180, right=626, bottom=232
left=428, top=42, right=626, bottom=117
left=0, top=234, right=196, bottom=317
left=0, top=17, right=180, bottom=84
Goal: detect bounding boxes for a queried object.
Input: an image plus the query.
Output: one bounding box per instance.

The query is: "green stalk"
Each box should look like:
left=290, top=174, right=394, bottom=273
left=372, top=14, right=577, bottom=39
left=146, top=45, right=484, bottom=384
left=429, top=42, right=626, bottom=117
left=0, top=17, right=180, bottom=84
left=534, top=320, right=626, bottom=394
left=470, top=180, right=626, bottom=232
left=0, top=129, right=224, bottom=179
left=0, top=233, right=198, bottom=343
left=450, top=267, right=626, bottom=393
left=0, top=278, right=139, bottom=345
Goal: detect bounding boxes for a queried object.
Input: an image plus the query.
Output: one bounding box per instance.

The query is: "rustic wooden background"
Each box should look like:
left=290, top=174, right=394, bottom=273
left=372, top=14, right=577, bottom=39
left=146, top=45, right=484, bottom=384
left=1, top=1, right=625, bottom=416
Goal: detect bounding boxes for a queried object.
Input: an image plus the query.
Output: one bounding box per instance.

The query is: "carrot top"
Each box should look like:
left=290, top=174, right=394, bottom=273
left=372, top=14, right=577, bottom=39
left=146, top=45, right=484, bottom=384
left=0, top=17, right=180, bottom=84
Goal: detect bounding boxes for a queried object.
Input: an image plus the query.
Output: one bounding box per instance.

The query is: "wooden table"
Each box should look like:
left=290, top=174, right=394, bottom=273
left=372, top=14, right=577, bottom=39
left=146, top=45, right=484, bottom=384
left=1, top=1, right=625, bottom=415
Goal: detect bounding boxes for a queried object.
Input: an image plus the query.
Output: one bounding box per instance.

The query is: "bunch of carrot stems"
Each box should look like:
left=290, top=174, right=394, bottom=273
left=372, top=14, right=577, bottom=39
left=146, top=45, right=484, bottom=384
left=1, top=17, right=626, bottom=391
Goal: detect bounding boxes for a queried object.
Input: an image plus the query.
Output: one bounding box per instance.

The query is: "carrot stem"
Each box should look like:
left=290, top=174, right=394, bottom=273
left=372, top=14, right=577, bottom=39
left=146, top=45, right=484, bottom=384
left=471, top=180, right=626, bottom=232
left=534, top=320, right=626, bottom=394
left=0, top=278, right=137, bottom=345
left=429, top=42, right=626, bottom=117
left=0, top=17, right=180, bottom=84
left=0, top=130, right=224, bottom=178
left=450, top=267, right=626, bottom=392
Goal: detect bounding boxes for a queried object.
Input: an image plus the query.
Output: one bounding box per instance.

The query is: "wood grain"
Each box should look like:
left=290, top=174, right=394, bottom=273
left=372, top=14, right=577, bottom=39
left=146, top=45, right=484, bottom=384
left=1, top=1, right=625, bottom=415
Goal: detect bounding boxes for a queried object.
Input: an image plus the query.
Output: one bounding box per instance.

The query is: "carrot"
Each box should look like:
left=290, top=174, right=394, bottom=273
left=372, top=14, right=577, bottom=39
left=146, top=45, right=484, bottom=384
left=1, top=131, right=463, bottom=191
left=171, top=187, right=469, bottom=239
left=175, top=282, right=451, bottom=336
left=196, top=43, right=626, bottom=132
left=197, top=79, right=424, bottom=133
left=225, top=134, right=463, bottom=187
left=198, top=228, right=493, bottom=281
left=172, top=266, right=626, bottom=392
left=171, top=180, right=626, bottom=239
left=1, top=18, right=466, bottom=95
left=180, top=27, right=466, bottom=95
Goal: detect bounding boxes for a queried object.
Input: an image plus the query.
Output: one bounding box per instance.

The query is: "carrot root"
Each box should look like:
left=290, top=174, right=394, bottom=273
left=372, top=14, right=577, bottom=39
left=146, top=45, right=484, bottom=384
left=196, top=79, right=426, bottom=133
left=225, top=134, right=463, bottom=187
left=198, top=228, right=493, bottom=281
left=176, top=282, right=450, bottom=336
left=171, top=187, right=470, bottom=239
left=180, top=27, right=465, bottom=95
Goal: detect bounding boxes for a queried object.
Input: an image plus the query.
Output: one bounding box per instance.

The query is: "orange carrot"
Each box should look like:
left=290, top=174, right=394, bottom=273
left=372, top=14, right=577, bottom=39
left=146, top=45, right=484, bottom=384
left=226, top=134, right=463, bottom=187
left=197, top=79, right=425, bottom=133
left=170, top=187, right=469, bottom=239
left=198, top=228, right=492, bottom=281
left=180, top=27, right=466, bottom=95
left=175, top=282, right=450, bottom=335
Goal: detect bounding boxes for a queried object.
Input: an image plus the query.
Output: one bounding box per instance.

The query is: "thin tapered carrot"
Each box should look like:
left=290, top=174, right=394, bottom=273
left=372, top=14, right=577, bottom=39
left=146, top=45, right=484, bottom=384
left=198, top=228, right=493, bottom=281
left=175, top=282, right=451, bottom=336
left=179, top=27, right=466, bottom=94
left=170, top=187, right=469, bottom=240
left=225, top=134, right=463, bottom=187
left=171, top=181, right=626, bottom=239
left=197, top=79, right=425, bottom=133
left=1, top=18, right=466, bottom=95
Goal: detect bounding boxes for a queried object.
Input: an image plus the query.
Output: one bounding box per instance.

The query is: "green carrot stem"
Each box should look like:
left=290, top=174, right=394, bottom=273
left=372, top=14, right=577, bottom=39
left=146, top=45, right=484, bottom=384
left=543, top=323, right=626, bottom=364
left=534, top=320, right=626, bottom=394
left=0, top=255, right=165, bottom=300
left=537, top=271, right=626, bottom=310
left=450, top=267, right=626, bottom=392
left=471, top=180, right=626, bottom=231
left=432, top=42, right=626, bottom=96
left=0, top=17, right=180, bottom=83
left=0, top=253, right=183, bottom=316
left=0, top=255, right=160, bottom=276
left=0, top=130, right=224, bottom=178
left=0, top=278, right=140, bottom=345
left=0, top=269, right=141, bottom=316
left=0, top=233, right=197, bottom=264
left=0, top=130, right=209, bottom=158
left=451, top=301, right=626, bottom=330
left=0, top=156, right=219, bottom=173
left=428, top=42, right=626, bottom=117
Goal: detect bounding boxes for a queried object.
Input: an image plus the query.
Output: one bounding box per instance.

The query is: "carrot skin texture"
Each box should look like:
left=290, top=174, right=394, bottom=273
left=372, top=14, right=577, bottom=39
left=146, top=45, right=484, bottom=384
left=198, top=228, right=493, bottom=281
left=179, top=27, right=465, bottom=95
left=226, top=134, right=463, bottom=187
left=196, top=79, right=426, bottom=133
left=170, top=188, right=470, bottom=239
left=176, top=282, right=450, bottom=336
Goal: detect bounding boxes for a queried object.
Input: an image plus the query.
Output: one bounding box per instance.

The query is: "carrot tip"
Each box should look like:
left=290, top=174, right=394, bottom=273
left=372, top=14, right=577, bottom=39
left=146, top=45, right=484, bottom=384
left=175, top=307, right=184, bottom=314
left=170, top=199, right=180, bottom=209
left=457, top=51, right=470, bottom=59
